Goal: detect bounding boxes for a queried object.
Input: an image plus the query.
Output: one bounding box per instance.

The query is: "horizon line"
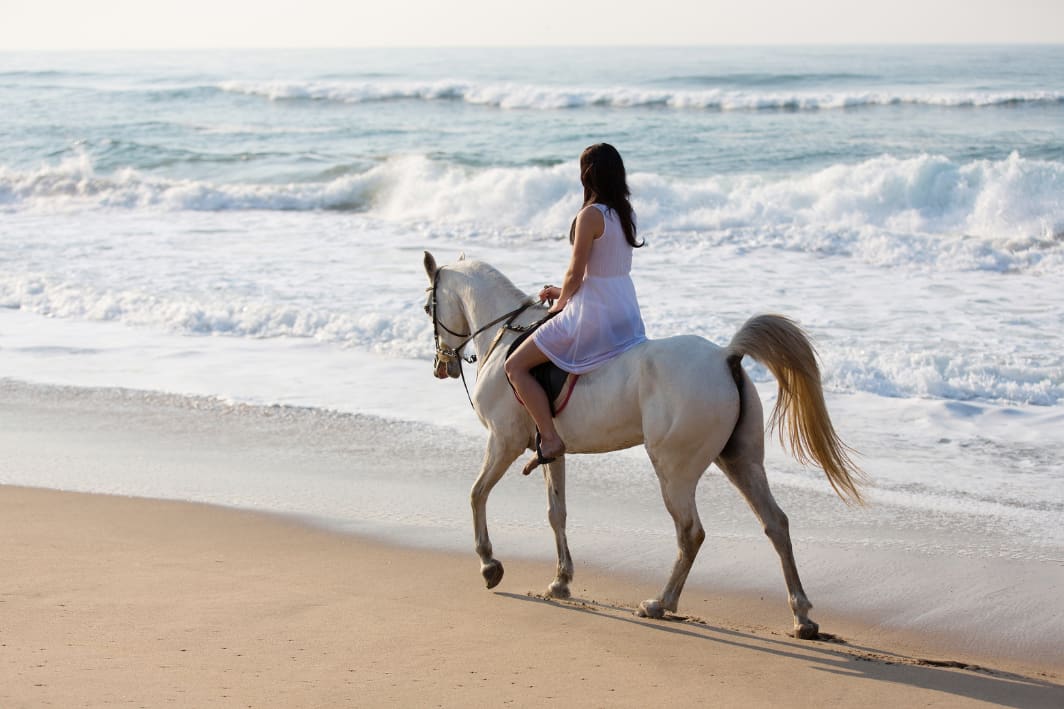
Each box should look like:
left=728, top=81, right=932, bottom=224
left=4, top=41, right=1064, bottom=53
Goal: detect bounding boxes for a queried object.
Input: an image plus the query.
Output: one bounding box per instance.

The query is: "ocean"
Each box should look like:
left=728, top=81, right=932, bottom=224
left=1, top=46, right=1063, bottom=644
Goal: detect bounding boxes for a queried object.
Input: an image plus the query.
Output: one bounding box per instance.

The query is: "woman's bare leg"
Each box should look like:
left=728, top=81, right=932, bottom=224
left=504, top=337, right=565, bottom=459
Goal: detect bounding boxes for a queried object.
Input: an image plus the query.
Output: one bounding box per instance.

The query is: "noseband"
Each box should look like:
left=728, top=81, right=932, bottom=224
left=427, top=267, right=538, bottom=408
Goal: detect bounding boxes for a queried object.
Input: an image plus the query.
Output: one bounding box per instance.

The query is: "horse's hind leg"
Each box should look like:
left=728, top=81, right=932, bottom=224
left=636, top=461, right=704, bottom=620
left=717, top=453, right=819, bottom=639
left=542, top=458, right=573, bottom=599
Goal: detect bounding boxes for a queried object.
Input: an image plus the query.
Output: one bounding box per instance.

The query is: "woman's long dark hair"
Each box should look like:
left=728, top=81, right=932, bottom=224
left=569, top=143, right=644, bottom=248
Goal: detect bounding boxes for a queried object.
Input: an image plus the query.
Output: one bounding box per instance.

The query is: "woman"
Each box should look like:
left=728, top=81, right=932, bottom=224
left=505, top=143, right=647, bottom=475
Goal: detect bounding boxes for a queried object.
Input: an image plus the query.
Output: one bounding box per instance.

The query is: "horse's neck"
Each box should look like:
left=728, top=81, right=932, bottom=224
left=460, top=274, right=533, bottom=365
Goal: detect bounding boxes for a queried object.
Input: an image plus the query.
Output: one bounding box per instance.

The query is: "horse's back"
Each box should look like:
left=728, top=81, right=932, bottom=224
left=558, top=334, right=742, bottom=455
left=642, top=333, right=726, bottom=363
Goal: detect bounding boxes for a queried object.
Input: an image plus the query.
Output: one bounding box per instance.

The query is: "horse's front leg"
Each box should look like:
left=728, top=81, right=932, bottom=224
left=543, top=457, right=573, bottom=599
left=471, top=435, right=524, bottom=589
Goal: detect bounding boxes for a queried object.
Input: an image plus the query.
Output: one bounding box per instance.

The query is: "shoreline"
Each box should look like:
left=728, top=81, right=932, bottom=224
left=2, top=485, right=1061, bottom=708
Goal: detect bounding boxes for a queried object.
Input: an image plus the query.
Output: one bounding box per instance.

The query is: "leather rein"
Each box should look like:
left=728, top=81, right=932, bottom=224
left=427, top=267, right=540, bottom=409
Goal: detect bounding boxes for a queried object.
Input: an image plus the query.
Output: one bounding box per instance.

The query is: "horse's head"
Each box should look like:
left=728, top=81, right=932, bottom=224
left=423, top=251, right=469, bottom=380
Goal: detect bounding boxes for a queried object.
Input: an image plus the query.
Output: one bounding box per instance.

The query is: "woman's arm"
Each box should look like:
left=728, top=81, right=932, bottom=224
left=549, top=205, right=604, bottom=313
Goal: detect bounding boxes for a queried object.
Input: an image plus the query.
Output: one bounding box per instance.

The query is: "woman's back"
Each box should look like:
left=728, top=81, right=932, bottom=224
left=586, top=204, right=634, bottom=279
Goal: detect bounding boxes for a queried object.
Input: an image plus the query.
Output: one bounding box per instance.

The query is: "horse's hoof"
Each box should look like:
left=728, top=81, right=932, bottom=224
left=547, top=581, right=571, bottom=599
left=636, top=599, right=666, bottom=619
left=793, top=621, right=820, bottom=640
left=481, top=560, right=504, bottom=589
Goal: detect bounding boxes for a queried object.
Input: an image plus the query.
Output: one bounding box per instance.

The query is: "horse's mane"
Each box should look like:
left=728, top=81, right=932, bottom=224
left=450, top=258, right=529, bottom=304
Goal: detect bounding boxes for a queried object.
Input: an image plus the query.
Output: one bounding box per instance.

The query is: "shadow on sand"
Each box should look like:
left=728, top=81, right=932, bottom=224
left=498, top=591, right=1063, bottom=708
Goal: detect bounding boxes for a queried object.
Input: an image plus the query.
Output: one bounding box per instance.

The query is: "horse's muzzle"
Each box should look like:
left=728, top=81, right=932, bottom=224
left=434, top=355, right=461, bottom=379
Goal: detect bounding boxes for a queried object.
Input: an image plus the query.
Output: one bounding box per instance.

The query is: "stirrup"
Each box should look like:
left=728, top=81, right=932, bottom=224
left=521, top=433, right=564, bottom=475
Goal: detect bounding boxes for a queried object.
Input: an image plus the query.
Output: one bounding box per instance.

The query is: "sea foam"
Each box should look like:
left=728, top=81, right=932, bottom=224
left=4, top=152, right=1061, bottom=273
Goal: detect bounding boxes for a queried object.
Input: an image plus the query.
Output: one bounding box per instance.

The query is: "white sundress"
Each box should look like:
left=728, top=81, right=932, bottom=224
left=533, top=203, right=647, bottom=374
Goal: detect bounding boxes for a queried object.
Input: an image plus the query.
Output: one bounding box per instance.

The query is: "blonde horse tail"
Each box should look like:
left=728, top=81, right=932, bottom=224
left=727, top=314, right=867, bottom=505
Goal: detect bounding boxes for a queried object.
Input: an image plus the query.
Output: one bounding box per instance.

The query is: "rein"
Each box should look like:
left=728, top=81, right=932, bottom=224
left=428, top=267, right=540, bottom=409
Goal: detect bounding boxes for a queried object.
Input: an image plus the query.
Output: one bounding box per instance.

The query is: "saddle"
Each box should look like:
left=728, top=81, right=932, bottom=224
left=505, top=322, right=579, bottom=417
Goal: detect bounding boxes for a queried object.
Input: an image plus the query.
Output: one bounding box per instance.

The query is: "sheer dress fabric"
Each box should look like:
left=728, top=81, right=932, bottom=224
left=532, top=204, right=646, bottom=374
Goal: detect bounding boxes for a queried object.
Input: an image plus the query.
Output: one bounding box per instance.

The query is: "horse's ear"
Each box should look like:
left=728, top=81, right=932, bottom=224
left=423, top=251, right=437, bottom=281
left=458, top=251, right=466, bottom=261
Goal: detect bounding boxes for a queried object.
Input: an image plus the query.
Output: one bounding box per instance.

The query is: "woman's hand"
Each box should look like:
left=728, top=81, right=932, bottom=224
left=538, top=285, right=561, bottom=303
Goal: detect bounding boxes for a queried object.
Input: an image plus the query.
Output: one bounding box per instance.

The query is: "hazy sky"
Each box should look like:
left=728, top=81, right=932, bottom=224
left=3, top=0, right=1063, bottom=50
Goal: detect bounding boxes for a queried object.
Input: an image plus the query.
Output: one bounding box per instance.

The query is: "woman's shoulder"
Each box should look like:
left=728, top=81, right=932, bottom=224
left=576, top=203, right=607, bottom=237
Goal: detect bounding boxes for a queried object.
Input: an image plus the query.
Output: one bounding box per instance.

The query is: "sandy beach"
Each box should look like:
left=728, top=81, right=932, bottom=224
left=1, top=487, right=1060, bottom=708
left=1, top=382, right=1061, bottom=707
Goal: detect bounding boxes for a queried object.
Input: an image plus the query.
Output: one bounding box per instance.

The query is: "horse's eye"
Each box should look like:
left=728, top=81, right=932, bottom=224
left=424, top=304, right=431, bottom=315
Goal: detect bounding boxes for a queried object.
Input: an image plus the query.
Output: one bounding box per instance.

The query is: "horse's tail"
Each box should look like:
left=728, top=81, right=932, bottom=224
left=726, top=314, right=866, bottom=505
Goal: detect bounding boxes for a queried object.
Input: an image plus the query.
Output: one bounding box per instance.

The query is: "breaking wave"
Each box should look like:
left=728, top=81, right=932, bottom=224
left=3, top=151, right=1062, bottom=272
left=217, top=79, right=1064, bottom=112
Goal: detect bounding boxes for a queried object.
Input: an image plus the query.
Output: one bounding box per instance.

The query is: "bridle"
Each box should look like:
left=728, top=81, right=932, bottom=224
left=426, top=266, right=539, bottom=408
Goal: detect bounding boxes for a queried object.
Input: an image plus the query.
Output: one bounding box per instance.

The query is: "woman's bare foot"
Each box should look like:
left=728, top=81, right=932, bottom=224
left=521, top=435, right=566, bottom=475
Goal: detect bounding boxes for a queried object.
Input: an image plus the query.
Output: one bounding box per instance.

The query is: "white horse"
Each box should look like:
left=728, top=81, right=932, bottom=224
left=423, top=252, right=863, bottom=639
